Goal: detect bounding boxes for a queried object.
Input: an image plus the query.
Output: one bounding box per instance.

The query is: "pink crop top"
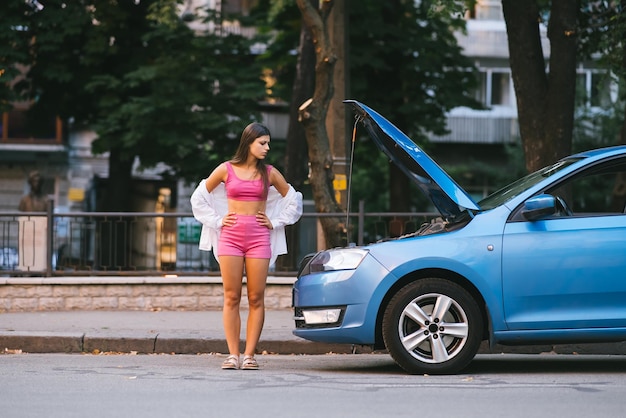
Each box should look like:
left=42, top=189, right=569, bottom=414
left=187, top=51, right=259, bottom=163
left=224, top=162, right=271, bottom=201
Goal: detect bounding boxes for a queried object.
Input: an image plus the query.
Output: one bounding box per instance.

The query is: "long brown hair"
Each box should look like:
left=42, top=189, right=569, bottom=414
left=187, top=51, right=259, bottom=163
left=231, top=122, right=271, bottom=193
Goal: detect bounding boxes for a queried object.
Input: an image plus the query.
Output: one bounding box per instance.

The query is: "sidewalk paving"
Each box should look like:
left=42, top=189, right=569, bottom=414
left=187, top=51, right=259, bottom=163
left=2, top=309, right=626, bottom=357
left=0, top=309, right=364, bottom=355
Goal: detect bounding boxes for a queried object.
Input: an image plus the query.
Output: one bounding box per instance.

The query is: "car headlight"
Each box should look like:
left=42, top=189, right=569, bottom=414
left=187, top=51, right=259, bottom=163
left=309, top=248, right=368, bottom=272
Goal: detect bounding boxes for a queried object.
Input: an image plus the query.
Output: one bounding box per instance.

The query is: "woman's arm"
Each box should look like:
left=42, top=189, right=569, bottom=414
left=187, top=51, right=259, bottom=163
left=191, top=163, right=229, bottom=230
left=205, top=163, right=227, bottom=193
left=266, top=185, right=303, bottom=230
left=269, top=167, right=290, bottom=197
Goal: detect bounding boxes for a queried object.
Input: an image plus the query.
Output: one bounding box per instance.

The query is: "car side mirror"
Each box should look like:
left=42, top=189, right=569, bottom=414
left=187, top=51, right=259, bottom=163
left=521, top=194, right=557, bottom=221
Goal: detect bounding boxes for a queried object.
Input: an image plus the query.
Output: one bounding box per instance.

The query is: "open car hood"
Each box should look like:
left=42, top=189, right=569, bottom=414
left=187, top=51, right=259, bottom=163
left=345, top=100, right=480, bottom=218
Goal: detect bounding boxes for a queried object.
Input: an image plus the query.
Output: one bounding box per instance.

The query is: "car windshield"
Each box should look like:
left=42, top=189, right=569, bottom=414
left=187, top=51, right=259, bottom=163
left=478, top=158, right=583, bottom=210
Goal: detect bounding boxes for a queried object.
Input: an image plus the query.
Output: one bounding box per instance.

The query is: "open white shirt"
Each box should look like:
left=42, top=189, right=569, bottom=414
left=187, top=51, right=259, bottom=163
left=190, top=179, right=303, bottom=266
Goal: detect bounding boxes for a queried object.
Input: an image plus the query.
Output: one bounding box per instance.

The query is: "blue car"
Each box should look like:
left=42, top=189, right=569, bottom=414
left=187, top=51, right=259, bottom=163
left=292, top=100, right=626, bottom=374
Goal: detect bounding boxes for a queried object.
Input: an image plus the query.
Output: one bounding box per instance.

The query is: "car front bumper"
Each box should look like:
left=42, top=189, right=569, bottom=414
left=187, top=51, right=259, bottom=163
left=292, top=254, right=393, bottom=345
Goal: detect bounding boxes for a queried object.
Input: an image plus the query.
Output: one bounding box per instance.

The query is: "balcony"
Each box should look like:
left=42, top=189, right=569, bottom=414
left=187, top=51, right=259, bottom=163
left=429, top=107, right=520, bottom=144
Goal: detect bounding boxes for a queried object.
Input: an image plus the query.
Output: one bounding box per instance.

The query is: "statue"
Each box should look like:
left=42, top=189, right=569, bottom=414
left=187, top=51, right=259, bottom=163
left=18, top=171, right=48, bottom=212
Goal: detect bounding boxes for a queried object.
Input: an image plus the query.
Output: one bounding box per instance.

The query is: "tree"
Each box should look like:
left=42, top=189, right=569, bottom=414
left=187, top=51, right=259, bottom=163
left=4, top=0, right=265, bottom=269
left=348, top=0, right=480, bottom=212
left=259, top=0, right=480, bottom=246
left=252, top=0, right=313, bottom=190
left=436, top=1, right=625, bottom=173
left=7, top=0, right=266, bottom=211
left=577, top=1, right=626, bottom=208
left=501, top=0, right=579, bottom=172
left=0, top=1, right=33, bottom=112
left=580, top=0, right=625, bottom=146
left=295, top=0, right=345, bottom=248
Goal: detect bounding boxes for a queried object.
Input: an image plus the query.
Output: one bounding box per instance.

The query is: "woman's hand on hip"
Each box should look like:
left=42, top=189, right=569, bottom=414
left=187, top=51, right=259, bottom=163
left=256, top=211, right=273, bottom=230
left=222, top=212, right=237, bottom=227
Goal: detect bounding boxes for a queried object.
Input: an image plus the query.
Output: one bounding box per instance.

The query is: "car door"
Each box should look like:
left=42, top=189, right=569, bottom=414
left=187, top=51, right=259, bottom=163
left=501, top=158, right=626, bottom=330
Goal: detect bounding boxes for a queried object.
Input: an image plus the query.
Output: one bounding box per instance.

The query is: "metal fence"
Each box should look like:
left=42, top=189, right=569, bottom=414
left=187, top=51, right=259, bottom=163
left=0, top=202, right=438, bottom=277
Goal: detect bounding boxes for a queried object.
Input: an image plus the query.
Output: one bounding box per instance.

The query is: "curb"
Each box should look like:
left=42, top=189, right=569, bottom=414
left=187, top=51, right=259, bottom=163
left=0, top=332, right=365, bottom=355
left=3, top=333, right=626, bottom=356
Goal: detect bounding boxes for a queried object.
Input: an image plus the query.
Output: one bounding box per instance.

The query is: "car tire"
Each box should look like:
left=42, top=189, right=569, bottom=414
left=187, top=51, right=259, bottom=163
left=382, top=278, right=483, bottom=375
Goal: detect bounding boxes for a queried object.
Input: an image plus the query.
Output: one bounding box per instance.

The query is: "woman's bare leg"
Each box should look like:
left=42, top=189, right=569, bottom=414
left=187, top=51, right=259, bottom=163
left=243, top=257, right=270, bottom=357
left=219, top=255, right=245, bottom=356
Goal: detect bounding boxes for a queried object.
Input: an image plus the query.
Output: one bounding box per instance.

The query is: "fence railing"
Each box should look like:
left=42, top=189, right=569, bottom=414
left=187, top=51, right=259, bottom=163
left=0, top=202, right=438, bottom=277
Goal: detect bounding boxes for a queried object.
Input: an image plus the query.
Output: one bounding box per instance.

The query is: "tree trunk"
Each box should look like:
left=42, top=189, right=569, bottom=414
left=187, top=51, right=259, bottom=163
left=278, top=20, right=316, bottom=270
left=101, top=147, right=134, bottom=212
left=389, top=165, right=411, bottom=211
left=296, top=0, right=345, bottom=248
left=285, top=22, right=316, bottom=190
left=502, top=0, right=578, bottom=172
left=97, top=146, right=134, bottom=270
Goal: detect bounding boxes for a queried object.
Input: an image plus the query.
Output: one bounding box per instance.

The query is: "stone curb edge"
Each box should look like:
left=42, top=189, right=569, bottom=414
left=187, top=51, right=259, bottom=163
left=3, top=333, right=626, bottom=356
left=0, top=332, right=364, bottom=355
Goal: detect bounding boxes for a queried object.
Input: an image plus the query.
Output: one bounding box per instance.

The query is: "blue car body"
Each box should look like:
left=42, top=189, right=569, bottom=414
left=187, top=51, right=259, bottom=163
left=292, top=101, right=626, bottom=374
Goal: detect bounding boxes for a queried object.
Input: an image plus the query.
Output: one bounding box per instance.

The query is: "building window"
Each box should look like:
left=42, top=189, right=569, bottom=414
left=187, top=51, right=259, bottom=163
left=490, top=72, right=511, bottom=106
left=1, top=110, right=62, bottom=143
left=577, top=70, right=613, bottom=108
left=474, top=69, right=513, bottom=108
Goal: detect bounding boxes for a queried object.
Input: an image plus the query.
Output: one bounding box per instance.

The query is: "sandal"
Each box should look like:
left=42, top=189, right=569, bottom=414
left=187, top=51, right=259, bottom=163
left=221, top=355, right=239, bottom=370
left=241, top=355, right=259, bottom=370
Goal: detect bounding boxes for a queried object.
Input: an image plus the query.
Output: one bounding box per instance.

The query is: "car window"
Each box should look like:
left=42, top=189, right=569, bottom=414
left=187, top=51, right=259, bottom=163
left=478, top=158, right=581, bottom=210
left=547, top=158, right=626, bottom=215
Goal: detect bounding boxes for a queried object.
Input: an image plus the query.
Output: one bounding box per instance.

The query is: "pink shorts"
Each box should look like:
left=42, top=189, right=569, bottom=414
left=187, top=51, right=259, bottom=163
left=218, top=215, right=271, bottom=259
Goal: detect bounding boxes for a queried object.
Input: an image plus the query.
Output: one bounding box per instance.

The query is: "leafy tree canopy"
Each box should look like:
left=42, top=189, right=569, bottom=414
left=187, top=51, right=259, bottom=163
left=0, top=1, right=40, bottom=111
left=348, top=0, right=481, bottom=212
left=255, top=0, right=481, bottom=212
left=3, top=0, right=266, bottom=185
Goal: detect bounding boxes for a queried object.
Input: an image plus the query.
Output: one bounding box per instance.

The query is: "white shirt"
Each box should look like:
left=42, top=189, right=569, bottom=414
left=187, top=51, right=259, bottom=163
left=190, top=179, right=303, bottom=266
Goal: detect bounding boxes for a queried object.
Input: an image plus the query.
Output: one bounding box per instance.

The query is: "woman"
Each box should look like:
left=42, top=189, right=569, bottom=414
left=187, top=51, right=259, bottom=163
left=191, top=122, right=302, bottom=370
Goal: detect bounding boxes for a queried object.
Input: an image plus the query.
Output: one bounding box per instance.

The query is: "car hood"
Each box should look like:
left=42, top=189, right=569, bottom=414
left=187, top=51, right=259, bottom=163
left=345, top=100, right=480, bottom=218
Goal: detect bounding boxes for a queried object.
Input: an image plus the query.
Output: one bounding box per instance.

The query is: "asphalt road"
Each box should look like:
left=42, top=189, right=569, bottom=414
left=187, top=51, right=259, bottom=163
left=2, top=353, right=626, bottom=418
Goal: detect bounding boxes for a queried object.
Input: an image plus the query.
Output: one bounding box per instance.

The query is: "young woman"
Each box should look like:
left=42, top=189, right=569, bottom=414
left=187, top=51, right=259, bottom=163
left=191, top=122, right=302, bottom=370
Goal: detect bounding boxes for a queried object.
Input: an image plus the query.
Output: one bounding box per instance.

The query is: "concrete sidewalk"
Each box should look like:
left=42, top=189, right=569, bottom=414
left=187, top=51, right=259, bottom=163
left=0, top=309, right=363, bottom=355
left=2, top=309, right=626, bottom=357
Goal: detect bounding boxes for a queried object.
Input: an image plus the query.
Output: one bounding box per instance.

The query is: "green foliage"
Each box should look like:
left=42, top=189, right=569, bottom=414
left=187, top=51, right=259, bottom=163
left=573, top=104, right=624, bottom=152
left=575, top=1, right=625, bottom=149
left=578, top=1, right=625, bottom=72
left=251, top=0, right=301, bottom=101
left=5, top=0, right=266, bottom=184
left=441, top=143, right=527, bottom=201
left=428, top=0, right=476, bottom=18
left=347, top=136, right=390, bottom=212
left=0, top=1, right=33, bottom=111
left=349, top=1, right=480, bottom=141
left=348, top=0, right=482, bottom=211
left=82, top=2, right=266, bottom=182
left=256, top=0, right=482, bottom=212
